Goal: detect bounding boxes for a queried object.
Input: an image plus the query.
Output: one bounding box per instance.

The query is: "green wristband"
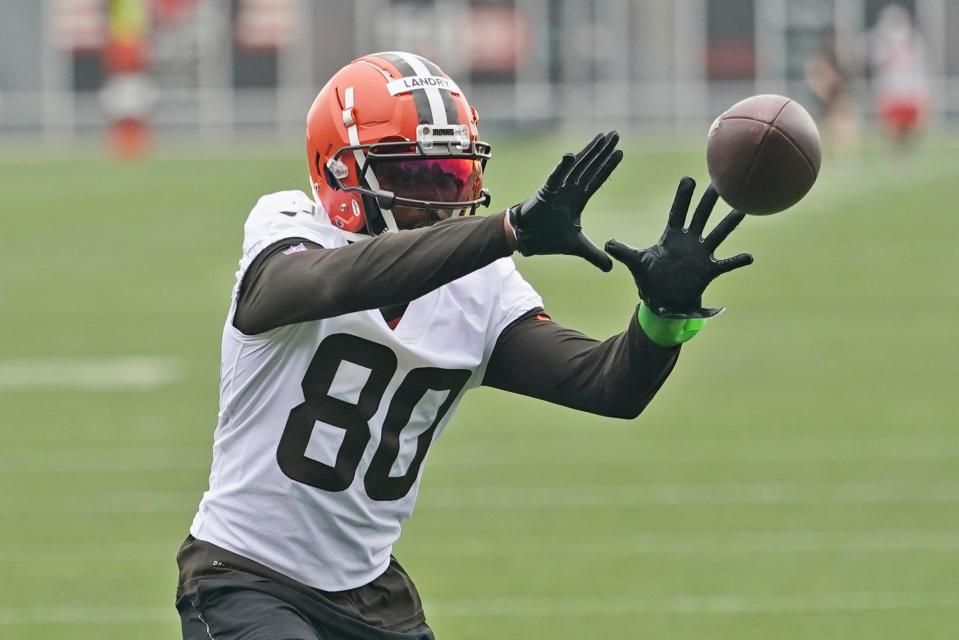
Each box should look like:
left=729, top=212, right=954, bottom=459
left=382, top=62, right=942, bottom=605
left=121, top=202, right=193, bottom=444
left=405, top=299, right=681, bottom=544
left=637, top=303, right=707, bottom=347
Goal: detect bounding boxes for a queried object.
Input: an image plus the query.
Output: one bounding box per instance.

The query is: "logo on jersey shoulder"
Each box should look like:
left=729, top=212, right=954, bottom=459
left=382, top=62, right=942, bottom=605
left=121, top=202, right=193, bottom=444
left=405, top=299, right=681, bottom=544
left=282, top=242, right=308, bottom=255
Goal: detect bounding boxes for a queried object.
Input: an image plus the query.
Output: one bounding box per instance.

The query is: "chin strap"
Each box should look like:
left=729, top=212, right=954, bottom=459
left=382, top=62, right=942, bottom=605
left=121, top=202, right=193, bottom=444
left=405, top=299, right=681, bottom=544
left=379, top=209, right=399, bottom=233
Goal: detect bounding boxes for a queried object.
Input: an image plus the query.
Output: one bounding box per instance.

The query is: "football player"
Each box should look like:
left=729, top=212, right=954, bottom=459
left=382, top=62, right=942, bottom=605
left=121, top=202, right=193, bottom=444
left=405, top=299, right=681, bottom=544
left=871, top=4, right=929, bottom=154
left=176, top=51, right=753, bottom=640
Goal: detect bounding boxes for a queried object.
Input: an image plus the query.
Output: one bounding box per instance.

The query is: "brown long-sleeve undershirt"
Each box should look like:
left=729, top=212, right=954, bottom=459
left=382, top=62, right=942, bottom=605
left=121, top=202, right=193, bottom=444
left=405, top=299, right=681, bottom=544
left=233, top=211, right=679, bottom=419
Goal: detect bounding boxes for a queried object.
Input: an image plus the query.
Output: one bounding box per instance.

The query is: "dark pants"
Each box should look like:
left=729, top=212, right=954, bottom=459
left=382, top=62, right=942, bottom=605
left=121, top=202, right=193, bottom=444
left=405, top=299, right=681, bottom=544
left=177, top=579, right=435, bottom=640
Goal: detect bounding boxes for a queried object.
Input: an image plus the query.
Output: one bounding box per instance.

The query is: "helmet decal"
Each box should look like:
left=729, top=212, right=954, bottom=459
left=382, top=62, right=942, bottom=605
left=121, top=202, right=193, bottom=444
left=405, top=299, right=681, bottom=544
left=375, top=51, right=460, bottom=126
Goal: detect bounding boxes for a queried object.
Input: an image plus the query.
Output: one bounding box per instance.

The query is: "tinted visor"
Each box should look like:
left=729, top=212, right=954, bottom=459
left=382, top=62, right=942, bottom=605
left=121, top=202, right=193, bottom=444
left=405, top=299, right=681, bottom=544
left=372, top=157, right=484, bottom=206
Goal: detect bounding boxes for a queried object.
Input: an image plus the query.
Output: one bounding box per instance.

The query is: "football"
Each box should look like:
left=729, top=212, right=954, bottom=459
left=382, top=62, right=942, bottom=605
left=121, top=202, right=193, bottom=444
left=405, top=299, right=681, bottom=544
left=706, top=94, right=822, bottom=215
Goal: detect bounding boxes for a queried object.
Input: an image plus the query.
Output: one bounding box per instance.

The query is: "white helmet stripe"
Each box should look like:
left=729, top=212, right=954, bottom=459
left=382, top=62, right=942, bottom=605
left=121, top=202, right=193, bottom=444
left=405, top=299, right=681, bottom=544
left=343, top=86, right=381, bottom=192
left=388, top=51, right=448, bottom=126
left=343, top=86, right=397, bottom=233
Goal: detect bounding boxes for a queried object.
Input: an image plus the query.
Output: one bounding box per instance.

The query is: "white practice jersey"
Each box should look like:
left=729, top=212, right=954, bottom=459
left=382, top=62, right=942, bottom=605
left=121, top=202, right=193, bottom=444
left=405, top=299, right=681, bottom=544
left=190, top=190, right=542, bottom=591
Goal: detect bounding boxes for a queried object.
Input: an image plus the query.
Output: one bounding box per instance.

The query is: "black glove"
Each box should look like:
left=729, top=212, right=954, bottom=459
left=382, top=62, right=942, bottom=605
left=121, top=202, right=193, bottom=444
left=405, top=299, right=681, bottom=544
left=605, top=177, right=753, bottom=318
left=508, top=132, right=623, bottom=272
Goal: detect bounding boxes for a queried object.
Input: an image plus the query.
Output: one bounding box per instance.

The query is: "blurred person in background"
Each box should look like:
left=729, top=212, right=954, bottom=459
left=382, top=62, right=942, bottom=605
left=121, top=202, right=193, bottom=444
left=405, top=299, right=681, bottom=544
left=805, top=28, right=861, bottom=157
left=174, top=51, right=753, bottom=640
left=870, top=3, right=929, bottom=156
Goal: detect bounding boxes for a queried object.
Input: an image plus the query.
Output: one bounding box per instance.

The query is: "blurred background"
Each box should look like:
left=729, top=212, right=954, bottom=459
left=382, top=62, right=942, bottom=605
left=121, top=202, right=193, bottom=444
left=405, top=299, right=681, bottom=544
left=1, top=1, right=957, bottom=639
left=2, top=0, right=959, bottom=140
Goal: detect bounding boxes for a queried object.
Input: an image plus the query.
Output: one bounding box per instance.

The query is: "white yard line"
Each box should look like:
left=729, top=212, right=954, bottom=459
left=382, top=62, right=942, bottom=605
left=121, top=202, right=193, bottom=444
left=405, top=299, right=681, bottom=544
left=431, top=436, right=959, bottom=467
left=4, top=481, right=959, bottom=515
left=5, top=435, right=957, bottom=474
left=0, top=448, right=209, bottom=473
left=0, top=357, right=181, bottom=391
left=417, top=481, right=959, bottom=508
left=0, top=606, right=173, bottom=625
left=428, top=591, right=959, bottom=617
left=6, top=529, right=959, bottom=560
left=401, top=529, right=959, bottom=556
left=3, top=592, right=959, bottom=625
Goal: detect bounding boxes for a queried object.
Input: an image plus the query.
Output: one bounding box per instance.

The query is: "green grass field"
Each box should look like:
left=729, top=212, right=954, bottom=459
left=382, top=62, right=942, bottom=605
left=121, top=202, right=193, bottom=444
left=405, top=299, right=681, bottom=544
left=1, top=135, right=958, bottom=639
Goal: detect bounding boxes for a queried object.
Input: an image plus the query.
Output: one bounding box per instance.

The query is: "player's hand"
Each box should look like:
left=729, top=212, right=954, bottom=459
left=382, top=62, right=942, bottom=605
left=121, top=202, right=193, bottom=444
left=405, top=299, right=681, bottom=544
left=508, top=132, right=622, bottom=272
left=605, top=177, right=753, bottom=318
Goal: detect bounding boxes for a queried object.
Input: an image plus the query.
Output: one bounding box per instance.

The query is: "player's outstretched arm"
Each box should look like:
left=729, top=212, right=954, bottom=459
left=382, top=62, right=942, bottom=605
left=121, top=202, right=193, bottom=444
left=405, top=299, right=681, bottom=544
left=483, top=307, right=680, bottom=419
left=507, top=132, right=622, bottom=272
left=605, top=176, right=753, bottom=347
left=233, top=212, right=514, bottom=334
left=483, top=177, right=753, bottom=418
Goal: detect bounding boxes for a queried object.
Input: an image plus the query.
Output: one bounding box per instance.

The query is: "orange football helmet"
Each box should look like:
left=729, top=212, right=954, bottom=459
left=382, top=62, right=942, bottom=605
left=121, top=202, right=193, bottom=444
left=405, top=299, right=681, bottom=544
left=306, top=51, right=491, bottom=237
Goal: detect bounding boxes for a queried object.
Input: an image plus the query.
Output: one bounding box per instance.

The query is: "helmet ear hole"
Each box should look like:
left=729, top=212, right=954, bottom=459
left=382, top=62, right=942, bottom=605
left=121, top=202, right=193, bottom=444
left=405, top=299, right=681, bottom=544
left=323, top=161, right=339, bottom=191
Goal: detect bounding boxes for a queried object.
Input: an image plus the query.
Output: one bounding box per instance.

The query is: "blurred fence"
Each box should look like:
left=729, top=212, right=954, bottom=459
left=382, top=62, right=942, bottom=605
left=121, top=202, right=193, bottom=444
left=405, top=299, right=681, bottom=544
left=1, top=0, right=958, bottom=141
